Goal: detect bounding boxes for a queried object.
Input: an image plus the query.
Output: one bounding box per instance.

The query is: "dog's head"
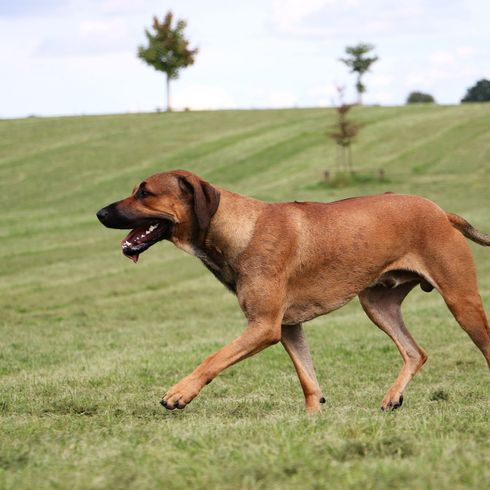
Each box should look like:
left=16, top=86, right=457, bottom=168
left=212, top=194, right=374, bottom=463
left=96, top=170, right=220, bottom=262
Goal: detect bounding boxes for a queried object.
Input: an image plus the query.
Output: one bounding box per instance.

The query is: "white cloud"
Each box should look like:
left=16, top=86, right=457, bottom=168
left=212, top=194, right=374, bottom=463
left=269, top=0, right=470, bottom=38
left=369, top=74, right=394, bottom=88
left=79, top=19, right=127, bottom=36
left=309, top=84, right=339, bottom=106
left=406, top=47, right=479, bottom=90
left=266, top=90, right=297, bottom=108
left=270, top=0, right=336, bottom=33
left=456, top=46, right=476, bottom=58
left=430, top=51, right=456, bottom=66
left=172, top=85, right=236, bottom=111
left=370, top=91, right=396, bottom=105
left=98, top=0, right=153, bottom=14
left=404, top=72, right=433, bottom=88
left=35, top=18, right=132, bottom=57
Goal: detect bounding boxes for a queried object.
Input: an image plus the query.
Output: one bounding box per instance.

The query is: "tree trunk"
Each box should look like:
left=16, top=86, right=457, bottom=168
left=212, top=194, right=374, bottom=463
left=166, top=74, right=171, bottom=112
left=340, top=146, right=347, bottom=172
left=357, top=75, right=362, bottom=105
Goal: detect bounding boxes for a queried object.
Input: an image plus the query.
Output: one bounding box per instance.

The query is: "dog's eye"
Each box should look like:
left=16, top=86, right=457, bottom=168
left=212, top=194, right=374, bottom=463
left=136, top=188, right=153, bottom=199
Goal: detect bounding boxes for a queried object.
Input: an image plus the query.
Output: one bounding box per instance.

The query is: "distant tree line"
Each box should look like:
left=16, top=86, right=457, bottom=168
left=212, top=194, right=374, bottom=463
left=406, top=79, right=490, bottom=105
left=461, top=79, right=490, bottom=102
left=406, top=91, right=435, bottom=104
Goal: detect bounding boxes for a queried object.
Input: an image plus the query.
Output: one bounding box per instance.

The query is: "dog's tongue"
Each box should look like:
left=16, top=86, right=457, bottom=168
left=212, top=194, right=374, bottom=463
left=127, top=252, right=139, bottom=264
left=120, top=223, right=160, bottom=263
left=120, top=231, right=140, bottom=263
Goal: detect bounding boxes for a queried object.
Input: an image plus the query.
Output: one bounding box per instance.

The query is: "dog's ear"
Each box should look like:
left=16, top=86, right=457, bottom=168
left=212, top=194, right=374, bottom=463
left=178, top=174, right=220, bottom=229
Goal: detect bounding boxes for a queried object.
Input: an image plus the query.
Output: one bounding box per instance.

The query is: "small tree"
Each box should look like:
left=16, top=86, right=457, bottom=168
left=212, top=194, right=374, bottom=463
left=339, top=43, right=378, bottom=104
left=406, top=91, right=435, bottom=104
left=461, top=79, right=490, bottom=103
left=328, top=86, right=359, bottom=173
left=138, top=11, right=198, bottom=111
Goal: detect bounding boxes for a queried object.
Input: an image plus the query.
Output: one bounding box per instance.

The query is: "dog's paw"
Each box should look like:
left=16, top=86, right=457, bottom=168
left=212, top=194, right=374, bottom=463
left=160, top=377, right=202, bottom=411
left=380, top=392, right=404, bottom=411
left=304, top=394, right=326, bottom=413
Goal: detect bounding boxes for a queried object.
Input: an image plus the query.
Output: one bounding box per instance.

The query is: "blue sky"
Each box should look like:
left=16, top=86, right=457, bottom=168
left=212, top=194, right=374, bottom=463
left=1, top=0, right=489, bottom=117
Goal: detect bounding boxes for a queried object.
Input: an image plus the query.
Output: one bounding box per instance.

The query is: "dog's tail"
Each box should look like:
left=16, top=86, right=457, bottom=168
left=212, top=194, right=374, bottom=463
left=447, top=213, right=490, bottom=246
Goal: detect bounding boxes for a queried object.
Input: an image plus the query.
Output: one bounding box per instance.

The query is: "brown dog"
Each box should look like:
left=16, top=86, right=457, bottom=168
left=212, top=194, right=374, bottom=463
left=96, top=169, right=490, bottom=412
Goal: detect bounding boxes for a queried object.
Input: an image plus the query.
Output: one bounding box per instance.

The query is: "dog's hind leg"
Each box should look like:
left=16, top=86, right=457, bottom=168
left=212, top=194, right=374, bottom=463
left=445, top=296, right=490, bottom=368
left=443, top=291, right=490, bottom=368
left=359, top=281, right=427, bottom=411
left=427, top=239, right=490, bottom=368
left=281, top=324, right=325, bottom=412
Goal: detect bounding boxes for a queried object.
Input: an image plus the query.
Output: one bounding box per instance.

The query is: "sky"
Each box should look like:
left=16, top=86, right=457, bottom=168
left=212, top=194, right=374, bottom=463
left=1, top=0, right=489, bottom=118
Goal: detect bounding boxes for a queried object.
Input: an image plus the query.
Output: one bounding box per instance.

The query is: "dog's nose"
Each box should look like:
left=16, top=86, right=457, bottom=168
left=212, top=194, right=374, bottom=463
left=96, top=207, right=109, bottom=223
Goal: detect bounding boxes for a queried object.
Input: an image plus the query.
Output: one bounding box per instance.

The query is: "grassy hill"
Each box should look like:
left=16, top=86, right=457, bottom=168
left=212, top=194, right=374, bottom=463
left=1, top=105, right=489, bottom=489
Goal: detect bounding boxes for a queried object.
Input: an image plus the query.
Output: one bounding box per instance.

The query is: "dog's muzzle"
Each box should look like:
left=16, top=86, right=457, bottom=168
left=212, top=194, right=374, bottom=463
left=96, top=202, right=172, bottom=263
left=96, top=202, right=138, bottom=229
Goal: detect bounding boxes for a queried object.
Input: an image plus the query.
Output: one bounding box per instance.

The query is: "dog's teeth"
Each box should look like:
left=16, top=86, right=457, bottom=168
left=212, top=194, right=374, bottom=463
left=142, top=225, right=157, bottom=236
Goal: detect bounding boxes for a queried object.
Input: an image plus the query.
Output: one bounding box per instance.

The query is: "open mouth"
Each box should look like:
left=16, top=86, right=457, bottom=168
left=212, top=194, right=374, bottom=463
left=120, top=221, right=171, bottom=263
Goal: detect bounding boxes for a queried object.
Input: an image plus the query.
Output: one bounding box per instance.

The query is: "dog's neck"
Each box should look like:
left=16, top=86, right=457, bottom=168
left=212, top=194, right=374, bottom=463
left=208, top=188, right=265, bottom=257
left=170, top=188, right=266, bottom=291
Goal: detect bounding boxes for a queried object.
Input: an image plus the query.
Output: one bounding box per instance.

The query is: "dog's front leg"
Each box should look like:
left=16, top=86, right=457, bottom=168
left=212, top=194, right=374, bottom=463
left=161, top=317, right=282, bottom=410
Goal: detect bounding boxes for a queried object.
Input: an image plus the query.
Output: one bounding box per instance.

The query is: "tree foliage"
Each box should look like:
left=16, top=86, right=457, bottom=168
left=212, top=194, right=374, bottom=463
left=138, top=11, right=198, bottom=111
left=461, top=79, right=490, bottom=103
left=339, top=43, right=378, bottom=104
left=406, top=91, right=435, bottom=104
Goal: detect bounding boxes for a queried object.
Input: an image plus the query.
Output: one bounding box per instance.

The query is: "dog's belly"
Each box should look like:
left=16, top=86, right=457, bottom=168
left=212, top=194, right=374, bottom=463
left=282, top=295, right=355, bottom=325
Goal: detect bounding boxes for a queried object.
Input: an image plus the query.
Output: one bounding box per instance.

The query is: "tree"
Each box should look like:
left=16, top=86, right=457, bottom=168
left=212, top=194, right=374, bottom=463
left=138, top=11, right=198, bottom=111
left=328, top=86, right=359, bottom=173
left=406, top=91, right=435, bottom=104
left=339, top=43, right=378, bottom=104
left=461, top=79, right=490, bottom=103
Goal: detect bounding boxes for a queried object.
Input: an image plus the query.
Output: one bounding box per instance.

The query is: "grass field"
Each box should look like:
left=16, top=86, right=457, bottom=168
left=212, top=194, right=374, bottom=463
left=1, top=105, right=489, bottom=489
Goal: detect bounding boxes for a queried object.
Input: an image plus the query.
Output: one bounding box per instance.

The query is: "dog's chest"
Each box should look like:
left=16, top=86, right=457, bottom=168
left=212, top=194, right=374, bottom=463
left=195, top=247, right=237, bottom=293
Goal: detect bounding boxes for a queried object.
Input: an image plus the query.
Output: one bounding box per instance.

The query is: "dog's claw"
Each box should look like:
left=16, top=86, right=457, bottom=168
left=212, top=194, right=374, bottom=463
left=160, top=398, right=186, bottom=411
left=381, top=394, right=404, bottom=412
left=393, top=395, right=404, bottom=409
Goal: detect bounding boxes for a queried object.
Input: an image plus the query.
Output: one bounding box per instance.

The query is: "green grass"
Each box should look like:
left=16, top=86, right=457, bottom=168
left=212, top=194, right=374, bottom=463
left=1, top=105, right=490, bottom=489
